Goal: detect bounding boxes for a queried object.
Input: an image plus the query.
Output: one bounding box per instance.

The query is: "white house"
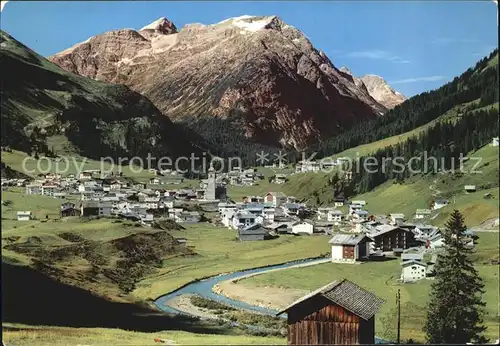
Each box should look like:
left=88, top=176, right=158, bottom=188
left=296, top=160, right=320, bottom=173
left=414, top=225, right=437, bottom=238
left=333, top=196, right=346, bottom=207
left=317, top=207, right=336, bottom=220
left=41, top=185, right=58, bottom=197
left=232, top=212, right=259, bottom=230
left=432, top=199, right=449, bottom=210
left=400, top=260, right=427, bottom=283
left=221, top=210, right=236, bottom=228
left=264, top=192, right=287, bottom=208
left=283, top=203, right=302, bottom=216
left=327, top=210, right=343, bottom=224
left=414, top=209, right=431, bottom=219
left=464, top=185, right=477, bottom=193
left=262, top=208, right=276, bottom=223
left=329, top=234, right=372, bottom=263
left=274, top=174, right=288, bottom=184
left=110, top=182, right=122, bottom=190
left=349, top=203, right=363, bottom=214
left=351, top=200, right=366, bottom=206
left=428, top=233, right=444, bottom=249
left=218, top=202, right=237, bottom=213
left=352, top=210, right=369, bottom=223
left=390, top=213, right=405, bottom=225
left=25, top=184, right=42, bottom=195
left=16, top=211, right=32, bottom=221
left=492, top=137, right=499, bottom=147
left=78, top=170, right=99, bottom=180
left=291, top=221, right=315, bottom=235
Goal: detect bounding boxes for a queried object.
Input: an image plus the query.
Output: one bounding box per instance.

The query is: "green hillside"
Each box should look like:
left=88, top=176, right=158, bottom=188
left=334, top=100, right=498, bottom=159
left=277, top=50, right=499, bottom=226
left=313, top=49, right=498, bottom=157
left=0, top=30, right=202, bottom=164
left=354, top=145, right=499, bottom=226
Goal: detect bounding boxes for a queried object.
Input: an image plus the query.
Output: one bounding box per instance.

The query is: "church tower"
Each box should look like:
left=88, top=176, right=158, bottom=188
left=205, top=166, right=216, bottom=201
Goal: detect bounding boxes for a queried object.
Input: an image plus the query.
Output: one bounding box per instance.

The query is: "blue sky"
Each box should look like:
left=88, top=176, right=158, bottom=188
left=1, top=1, right=497, bottom=96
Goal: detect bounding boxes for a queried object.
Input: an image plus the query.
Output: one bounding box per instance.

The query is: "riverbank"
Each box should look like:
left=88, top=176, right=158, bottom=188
left=133, top=226, right=331, bottom=301
left=154, top=257, right=329, bottom=316
left=212, top=258, right=330, bottom=311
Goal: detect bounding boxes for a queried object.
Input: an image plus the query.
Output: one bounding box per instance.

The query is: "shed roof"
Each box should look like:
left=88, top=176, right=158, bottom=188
left=276, top=279, right=385, bottom=320
left=329, top=234, right=371, bottom=246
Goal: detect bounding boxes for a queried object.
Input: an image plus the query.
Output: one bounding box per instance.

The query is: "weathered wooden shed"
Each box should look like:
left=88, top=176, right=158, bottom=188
left=276, top=279, right=385, bottom=345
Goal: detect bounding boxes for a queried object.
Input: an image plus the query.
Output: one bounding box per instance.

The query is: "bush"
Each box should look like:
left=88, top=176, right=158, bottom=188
left=190, top=295, right=236, bottom=311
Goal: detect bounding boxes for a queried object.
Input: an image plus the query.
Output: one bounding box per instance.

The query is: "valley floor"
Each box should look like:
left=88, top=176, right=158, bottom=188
left=214, top=232, right=500, bottom=343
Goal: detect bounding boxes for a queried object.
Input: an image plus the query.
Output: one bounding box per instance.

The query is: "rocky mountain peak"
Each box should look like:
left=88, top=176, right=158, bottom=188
left=339, top=66, right=353, bottom=76
left=49, top=15, right=392, bottom=150
left=360, top=74, right=406, bottom=109
left=139, top=17, right=178, bottom=35
left=215, top=15, right=284, bottom=32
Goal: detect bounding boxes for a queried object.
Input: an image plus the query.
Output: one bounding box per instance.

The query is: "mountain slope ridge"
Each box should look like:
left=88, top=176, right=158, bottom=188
left=49, top=15, right=387, bottom=152
left=0, top=29, right=204, bottom=164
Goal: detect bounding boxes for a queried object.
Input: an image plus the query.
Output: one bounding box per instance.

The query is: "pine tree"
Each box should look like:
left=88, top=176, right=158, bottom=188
left=423, top=210, right=488, bottom=344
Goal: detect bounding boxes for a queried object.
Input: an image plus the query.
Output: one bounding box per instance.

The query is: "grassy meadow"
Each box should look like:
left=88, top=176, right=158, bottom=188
left=1, top=189, right=330, bottom=345
left=239, top=232, right=500, bottom=343
left=2, top=324, right=286, bottom=346
left=1, top=187, right=332, bottom=300
left=133, top=224, right=331, bottom=300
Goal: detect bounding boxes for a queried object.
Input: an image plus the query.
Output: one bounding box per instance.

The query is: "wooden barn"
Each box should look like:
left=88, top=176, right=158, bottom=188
left=329, top=234, right=372, bottom=263
left=276, top=279, right=385, bottom=345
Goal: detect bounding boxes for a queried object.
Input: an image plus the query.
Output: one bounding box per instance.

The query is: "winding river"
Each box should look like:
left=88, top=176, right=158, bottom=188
left=154, top=257, right=390, bottom=344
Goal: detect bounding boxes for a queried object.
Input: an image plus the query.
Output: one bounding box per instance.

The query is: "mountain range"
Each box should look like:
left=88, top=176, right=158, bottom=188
left=48, top=16, right=405, bottom=152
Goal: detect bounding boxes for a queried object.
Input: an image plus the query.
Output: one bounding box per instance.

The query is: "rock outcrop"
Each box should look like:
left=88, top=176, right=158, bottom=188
left=360, top=74, right=406, bottom=109
left=339, top=67, right=406, bottom=110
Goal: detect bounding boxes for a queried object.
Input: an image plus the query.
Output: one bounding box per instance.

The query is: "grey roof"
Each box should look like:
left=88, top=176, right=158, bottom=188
left=329, top=234, right=371, bottom=245
left=236, top=212, right=257, bottom=219
left=276, top=279, right=385, bottom=320
left=372, top=224, right=402, bottom=236
left=401, top=253, right=424, bottom=261
left=238, top=224, right=268, bottom=234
